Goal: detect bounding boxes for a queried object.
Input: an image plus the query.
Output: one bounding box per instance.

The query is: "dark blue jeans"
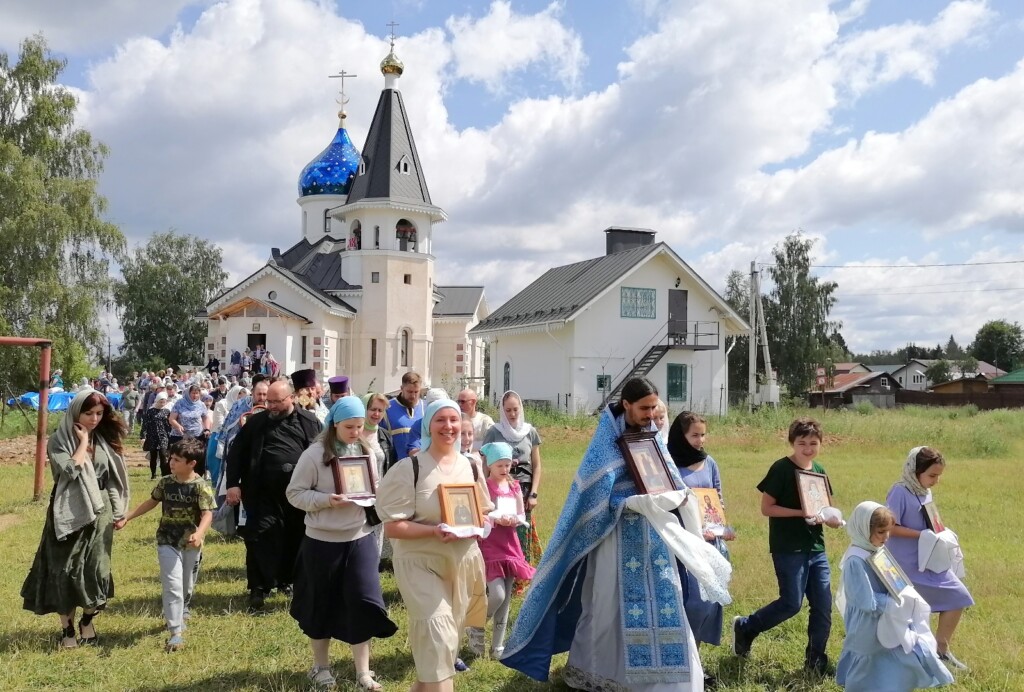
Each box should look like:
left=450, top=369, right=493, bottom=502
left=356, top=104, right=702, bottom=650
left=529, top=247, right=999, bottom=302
left=742, top=551, right=832, bottom=660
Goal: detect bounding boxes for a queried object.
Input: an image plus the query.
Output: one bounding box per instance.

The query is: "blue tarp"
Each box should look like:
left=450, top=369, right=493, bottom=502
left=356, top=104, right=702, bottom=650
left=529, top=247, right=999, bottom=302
left=5, top=391, right=121, bottom=411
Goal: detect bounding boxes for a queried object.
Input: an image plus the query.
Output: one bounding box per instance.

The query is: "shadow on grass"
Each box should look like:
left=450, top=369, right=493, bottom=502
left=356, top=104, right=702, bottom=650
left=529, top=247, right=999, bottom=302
left=0, top=621, right=165, bottom=655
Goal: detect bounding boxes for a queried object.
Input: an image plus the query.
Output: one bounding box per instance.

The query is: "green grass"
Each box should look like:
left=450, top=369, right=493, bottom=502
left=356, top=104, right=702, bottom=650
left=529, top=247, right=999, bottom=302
left=0, top=406, right=1022, bottom=690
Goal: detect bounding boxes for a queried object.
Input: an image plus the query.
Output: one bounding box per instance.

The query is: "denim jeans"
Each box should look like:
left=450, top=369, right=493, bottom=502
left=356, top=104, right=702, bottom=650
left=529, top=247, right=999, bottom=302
left=742, top=551, right=832, bottom=660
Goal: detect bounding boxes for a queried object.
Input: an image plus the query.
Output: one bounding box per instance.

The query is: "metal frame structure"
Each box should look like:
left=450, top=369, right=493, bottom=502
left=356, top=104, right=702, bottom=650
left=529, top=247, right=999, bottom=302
left=0, top=336, right=53, bottom=501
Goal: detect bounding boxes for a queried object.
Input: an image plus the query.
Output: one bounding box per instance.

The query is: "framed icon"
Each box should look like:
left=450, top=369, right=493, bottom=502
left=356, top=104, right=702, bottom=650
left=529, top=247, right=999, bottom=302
left=868, top=545, right=912, bottom=600
left=922, top=500, right=945, bottom=533
left=439, top=483, right=484, bottom=528
left=691, top=487, right=728, bottom=528
left=795, top=469, right=832, bottom=517
left=617, top=431, right=677, bottom=496
left=328, top=455, right=375, bottom=499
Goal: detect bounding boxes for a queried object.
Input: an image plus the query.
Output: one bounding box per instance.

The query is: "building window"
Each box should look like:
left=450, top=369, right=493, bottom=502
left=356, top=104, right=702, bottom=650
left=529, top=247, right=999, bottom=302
left=456, top=365, right=464, bottom=374
left=207, top=342, right=214, bottom=350
left=371, top=272, right=380, bottom=283
left=596, top=374, right=611, bottom=391
left=313, top=361, right=322, bottom=371
left=404, top=274, right=412, bottom=285
left=667, top=363, right=687, bottom=401
left=358, top=157, right=366, bottom=175
left=371, top=338, right=377, bottom=367
left=301, top=336, right=307, bottom=364
left=456, top=354, right=464, bottom=362
left=221, top=336, right=227, bottom=344
left=503, top=362, right=511, bottom=393
left=401, top=329, right=411, bottom=367
left=898, top=376, right=904, bottom=384
left=374, top=225, right=380, bottom=249
left=314, top=337, right=322, bottom=346
left=456, top=343, right=464, bottom=351
left=620, top=287, right=656, bottom=319
left=913, top=374, right=924, bottom=384
left=221, top=349, right=226, bottom=358
left=881, top=377, right=890, bottom=390
left=313, top=349, right=321, bottom=358
left=324, top=209, right=331, bottom=235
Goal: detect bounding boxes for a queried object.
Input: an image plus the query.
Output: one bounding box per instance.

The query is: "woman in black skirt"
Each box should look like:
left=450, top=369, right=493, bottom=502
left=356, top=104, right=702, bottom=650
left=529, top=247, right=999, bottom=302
left=285, top=396, right=396, bottom=690
left=22, top=389, right=130, bottom=648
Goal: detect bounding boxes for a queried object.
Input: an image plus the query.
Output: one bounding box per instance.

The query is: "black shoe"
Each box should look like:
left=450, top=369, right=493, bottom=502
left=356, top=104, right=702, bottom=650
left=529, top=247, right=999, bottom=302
left=247, top=590, right=265, bottom=613
left=804, top=654, right=830, bottom=676
left=277, top=584, right=293, bottom=597
left=732, top=616, right=753, bottom=658
left=703, top=672, right=718, bottom=689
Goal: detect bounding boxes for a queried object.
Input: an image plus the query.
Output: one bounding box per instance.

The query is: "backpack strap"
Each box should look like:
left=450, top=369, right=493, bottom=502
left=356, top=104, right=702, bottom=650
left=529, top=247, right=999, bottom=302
left=412, top=453, right=477, bottom=485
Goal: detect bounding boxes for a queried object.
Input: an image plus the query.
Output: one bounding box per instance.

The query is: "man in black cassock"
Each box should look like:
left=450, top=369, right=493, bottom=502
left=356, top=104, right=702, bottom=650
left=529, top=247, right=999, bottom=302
left=225, top=374, right=321, bottom=611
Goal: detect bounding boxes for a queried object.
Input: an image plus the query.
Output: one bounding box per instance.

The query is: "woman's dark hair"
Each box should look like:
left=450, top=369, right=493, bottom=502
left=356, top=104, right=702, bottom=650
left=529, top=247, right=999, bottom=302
left=610, top=378, right=658, bottom=417
left=915, top=447, right=945, bottom=475
left=189, top=384, right=202, bottom=394
left=671, top=411, right=706, bottom=435
left=80, top=392, right=125, bottom=456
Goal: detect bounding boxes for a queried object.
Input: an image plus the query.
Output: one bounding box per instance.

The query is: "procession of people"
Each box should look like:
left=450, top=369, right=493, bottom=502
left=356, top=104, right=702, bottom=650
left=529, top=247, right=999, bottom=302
left=20, top=368, right=969, bottom=691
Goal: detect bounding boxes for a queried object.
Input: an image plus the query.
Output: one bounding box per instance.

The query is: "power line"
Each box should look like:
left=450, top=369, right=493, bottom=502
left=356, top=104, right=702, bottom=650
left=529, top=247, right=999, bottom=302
left=757, top=259, right=1024, bottom=269
left=840, top=286, right=1024, bottom=297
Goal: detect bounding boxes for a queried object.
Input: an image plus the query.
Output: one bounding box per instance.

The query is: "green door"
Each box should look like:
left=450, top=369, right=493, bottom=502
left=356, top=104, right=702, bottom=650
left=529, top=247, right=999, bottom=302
left=667, top=363, right=687, bottom=402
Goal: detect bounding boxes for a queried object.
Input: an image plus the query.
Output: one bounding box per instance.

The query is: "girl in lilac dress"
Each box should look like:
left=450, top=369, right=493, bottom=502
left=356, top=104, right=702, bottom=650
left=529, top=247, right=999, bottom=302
left=886, top=446, right=973, bottom=672
left=476, top=441, right=536, bottom=659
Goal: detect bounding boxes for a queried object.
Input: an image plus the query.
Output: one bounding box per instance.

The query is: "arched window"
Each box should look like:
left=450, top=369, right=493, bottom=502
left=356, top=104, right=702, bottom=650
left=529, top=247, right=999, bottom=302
left=349, top=220, right=361, bottom=250
left=396, top=218, right=417, bottom=252
left=401, top=329, right=411, bottom=367
left=503, top=362, right=511, bottom=393
left=323, top=209, right=331, bottom=234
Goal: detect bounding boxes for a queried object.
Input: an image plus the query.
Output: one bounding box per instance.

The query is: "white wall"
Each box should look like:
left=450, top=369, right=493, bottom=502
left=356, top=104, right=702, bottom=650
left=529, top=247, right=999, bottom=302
left=486, top=327, right=573, bottom=409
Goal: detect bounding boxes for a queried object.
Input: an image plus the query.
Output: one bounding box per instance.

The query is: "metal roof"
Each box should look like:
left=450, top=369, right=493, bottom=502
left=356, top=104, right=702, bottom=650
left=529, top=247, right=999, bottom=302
left=990, top=367, right=1024, bottom=384
left=434, top=286, right=485, bottom=317
left=470, top=243, right=662, bottom=333
left=346, top=88, right=433, bottom=207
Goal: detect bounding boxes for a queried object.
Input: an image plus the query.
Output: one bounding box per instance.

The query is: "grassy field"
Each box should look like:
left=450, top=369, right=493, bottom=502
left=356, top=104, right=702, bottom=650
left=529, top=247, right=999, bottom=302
left=0, top=405, right=1022, bottom=690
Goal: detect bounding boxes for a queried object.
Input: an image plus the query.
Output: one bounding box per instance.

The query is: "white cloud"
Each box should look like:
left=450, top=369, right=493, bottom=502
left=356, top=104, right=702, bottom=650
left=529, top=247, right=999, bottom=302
left=446, top=1, right=586, bottom=92
left=33, top=0, right=1021, bottom=352
left=0, top=0, right=214, bottom=53
left=826, top=0, right=994, bottom=96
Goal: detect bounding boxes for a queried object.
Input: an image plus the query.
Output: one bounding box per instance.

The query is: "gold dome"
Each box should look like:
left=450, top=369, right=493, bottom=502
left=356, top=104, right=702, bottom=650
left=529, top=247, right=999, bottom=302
left=380, top=47, right=404, bottom=76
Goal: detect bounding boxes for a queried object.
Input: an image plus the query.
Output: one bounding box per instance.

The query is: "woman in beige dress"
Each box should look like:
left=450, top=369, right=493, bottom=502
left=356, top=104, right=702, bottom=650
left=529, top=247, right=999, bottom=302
left=376, top=398, right=492, bottom=692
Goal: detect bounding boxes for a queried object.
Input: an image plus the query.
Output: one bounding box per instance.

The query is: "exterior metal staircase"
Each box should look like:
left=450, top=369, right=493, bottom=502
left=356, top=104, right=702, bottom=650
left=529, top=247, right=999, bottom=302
left=598, top=345, right=670, bottom=410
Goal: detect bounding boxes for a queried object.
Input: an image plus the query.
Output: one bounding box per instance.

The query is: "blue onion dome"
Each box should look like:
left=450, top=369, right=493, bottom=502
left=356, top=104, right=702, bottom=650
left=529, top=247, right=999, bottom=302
left=298, top=112, right=361, bottom=196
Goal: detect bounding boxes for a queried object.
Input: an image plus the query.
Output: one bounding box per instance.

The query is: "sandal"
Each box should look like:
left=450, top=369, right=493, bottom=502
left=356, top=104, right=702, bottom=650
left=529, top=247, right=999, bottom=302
left=307, top=665, right=336, bottom=689
left=59, top=624, right=78, bottom=649
left=356, top=671, right=382, bottom=691
left=79, top=612, right=97, bottom=645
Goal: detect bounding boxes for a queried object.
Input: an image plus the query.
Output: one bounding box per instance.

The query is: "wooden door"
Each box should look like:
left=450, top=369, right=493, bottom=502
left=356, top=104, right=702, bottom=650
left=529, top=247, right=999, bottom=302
left=668, top=289, right=688, bottom=344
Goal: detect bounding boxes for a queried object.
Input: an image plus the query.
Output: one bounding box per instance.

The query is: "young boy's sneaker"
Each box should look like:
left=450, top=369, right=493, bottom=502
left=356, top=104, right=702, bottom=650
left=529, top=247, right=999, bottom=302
left=939, top=651, right=969, bottom=671
left=165, top=634, right=184, bottom=652
left=732, top=616, right=754, bottom=657
left=454, top=658, right=470, bottom=672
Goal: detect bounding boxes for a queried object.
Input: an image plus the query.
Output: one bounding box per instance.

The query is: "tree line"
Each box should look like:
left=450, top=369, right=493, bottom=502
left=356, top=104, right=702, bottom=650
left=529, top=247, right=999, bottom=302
left=1, top=35, right=226, bottom=391
left=723, top=234, right=1024, bottom=399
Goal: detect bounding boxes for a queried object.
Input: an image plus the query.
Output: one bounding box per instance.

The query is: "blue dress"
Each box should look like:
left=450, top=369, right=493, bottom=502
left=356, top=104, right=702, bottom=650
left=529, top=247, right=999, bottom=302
left=836, top=556, right=953, bottom=691
left=676, top=456, right=727, bottom=646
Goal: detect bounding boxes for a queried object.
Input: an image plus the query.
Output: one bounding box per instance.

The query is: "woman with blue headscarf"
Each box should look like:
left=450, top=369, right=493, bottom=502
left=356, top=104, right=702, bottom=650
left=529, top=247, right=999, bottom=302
left=285, top=396, right=397, bottom=691
left=376, top=398, right=494, bottom=691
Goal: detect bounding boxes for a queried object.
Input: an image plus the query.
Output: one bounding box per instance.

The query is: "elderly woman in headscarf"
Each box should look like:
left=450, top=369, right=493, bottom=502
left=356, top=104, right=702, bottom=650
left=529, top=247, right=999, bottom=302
left=361, top=392, right=398, bottom=562
left=21, top=389, right=130, bottom=648
left=482, top=390, right=544, bottom=590
left=376, top=398, right=493, bottom=691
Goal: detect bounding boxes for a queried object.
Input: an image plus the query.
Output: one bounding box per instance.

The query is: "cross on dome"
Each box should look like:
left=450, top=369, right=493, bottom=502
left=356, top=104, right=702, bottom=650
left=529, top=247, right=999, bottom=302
left=328, top=69, right=358, bottom=125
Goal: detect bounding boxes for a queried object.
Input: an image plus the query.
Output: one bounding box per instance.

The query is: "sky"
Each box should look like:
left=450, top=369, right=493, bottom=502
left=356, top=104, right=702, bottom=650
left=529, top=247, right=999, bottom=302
left=3, top=0, right=1024, bottom=354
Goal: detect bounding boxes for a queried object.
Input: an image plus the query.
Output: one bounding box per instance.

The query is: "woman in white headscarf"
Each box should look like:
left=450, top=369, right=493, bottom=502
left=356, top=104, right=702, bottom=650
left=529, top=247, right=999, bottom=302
left=21, top=389, right=130, bottom=648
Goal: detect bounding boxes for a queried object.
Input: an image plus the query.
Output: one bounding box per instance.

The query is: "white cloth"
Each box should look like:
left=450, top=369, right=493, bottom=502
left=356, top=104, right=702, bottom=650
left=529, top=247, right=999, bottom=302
left=917, top=529, right=965, bottom=578
left=623, top=489, right=732, bottom=606
left=877, top=584, right=939, bottom=655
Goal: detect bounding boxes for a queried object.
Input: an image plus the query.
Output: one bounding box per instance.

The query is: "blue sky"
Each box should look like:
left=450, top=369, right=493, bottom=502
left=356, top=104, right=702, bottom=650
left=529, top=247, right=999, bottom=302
left=3, top=0, right=1024, bottom=353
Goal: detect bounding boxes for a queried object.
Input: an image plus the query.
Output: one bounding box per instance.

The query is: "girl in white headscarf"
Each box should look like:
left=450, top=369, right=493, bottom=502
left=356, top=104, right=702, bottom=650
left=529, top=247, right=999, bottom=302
left=835, top=501, right=953, bottom=691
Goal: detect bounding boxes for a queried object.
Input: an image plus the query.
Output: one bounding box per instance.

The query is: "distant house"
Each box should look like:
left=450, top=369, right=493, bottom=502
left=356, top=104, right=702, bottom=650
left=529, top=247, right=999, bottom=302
left=808, top=371, right=902, bottom=408
left=930, top=375, right=990, bottom=394
left=469, top=228, right=750, bottom=414
left=989, top=367, right=1024, bottom=393
left=833, top=362, right=871, bottom=374
left=971, top=360, right=1007, bottom=380
left=869, top=359, right=936, bottom=391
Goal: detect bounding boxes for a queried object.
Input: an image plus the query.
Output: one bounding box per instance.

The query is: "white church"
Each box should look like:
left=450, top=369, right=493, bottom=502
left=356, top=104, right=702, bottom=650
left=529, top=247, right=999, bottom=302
left=201, top=42, right=487, bottom=394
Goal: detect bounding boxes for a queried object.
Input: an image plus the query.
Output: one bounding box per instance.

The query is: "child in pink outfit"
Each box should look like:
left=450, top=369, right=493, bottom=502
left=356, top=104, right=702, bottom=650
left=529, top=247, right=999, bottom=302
left=475, top=441, right=536, bottom=658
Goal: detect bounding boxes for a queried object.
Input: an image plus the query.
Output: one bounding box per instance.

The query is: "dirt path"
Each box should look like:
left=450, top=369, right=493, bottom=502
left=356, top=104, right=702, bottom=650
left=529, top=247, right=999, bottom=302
left=0, top=433, right=149, bottom=468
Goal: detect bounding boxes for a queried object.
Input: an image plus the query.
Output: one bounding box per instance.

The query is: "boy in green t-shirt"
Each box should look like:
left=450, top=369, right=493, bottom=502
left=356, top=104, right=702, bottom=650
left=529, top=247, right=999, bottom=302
left=732, top=418, right=841, bottom=674
left=118, top=438, right=215, bottom=652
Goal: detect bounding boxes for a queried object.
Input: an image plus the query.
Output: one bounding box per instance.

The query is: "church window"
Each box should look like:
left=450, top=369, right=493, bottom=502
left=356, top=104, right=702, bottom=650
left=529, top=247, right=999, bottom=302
left=221, top=350, right=226, bottom=358
left=349, top=220, right=361, bottom=249
left=397, top=155, right=411, bottom=175
left=301, top=336, right=308, bottom=364
left=503, top=362, right=511, bottom=393
left=456, top=365, right=464, bottom=374
left=620, top=287, right=656, bottom=319
left=207, top=342, right=214, bottom=351
left=221, top=336, right=227, bottom=344
left=456, top=343, right=464, bottom=351
left=456, top=354, right=464, bottom=362
left=404, top=274, right=412, bottom=285
left=371, top=272, right=380, bottom=283
left=597, top=375, right=611, bottom=391
left=396, top=219, right=417, bottom=251
left=324, top=210, right=331, bottom=234
left=358, top=157, right=366, bottom=175
left=314, top=337, right=322, bottom=346
left=401, top=329, right=411, bottom=367
left=371, top=338, right=377, bottom=366
left=313, top=349, right=321, bottom=358
left=667, top=364, right=687, bottom=401
left=374, top=225, right=380, bottom=249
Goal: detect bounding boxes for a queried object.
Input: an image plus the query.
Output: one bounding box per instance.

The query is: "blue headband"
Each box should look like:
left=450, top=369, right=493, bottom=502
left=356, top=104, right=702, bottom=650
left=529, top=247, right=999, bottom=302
left=325, top=395, right=366, bottom=429
left=479, top=441, right=513, bottom=466
left=419, top=398, right=461, bottom=454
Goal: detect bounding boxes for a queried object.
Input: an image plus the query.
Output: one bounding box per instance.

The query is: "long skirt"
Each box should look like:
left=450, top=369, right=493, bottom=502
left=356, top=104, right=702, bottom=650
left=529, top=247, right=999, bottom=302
left=290, top=534, right=397, bottom=643
left=22, top=493, right=114, bottom=615
left=513, top=512, right=543, bottom=596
